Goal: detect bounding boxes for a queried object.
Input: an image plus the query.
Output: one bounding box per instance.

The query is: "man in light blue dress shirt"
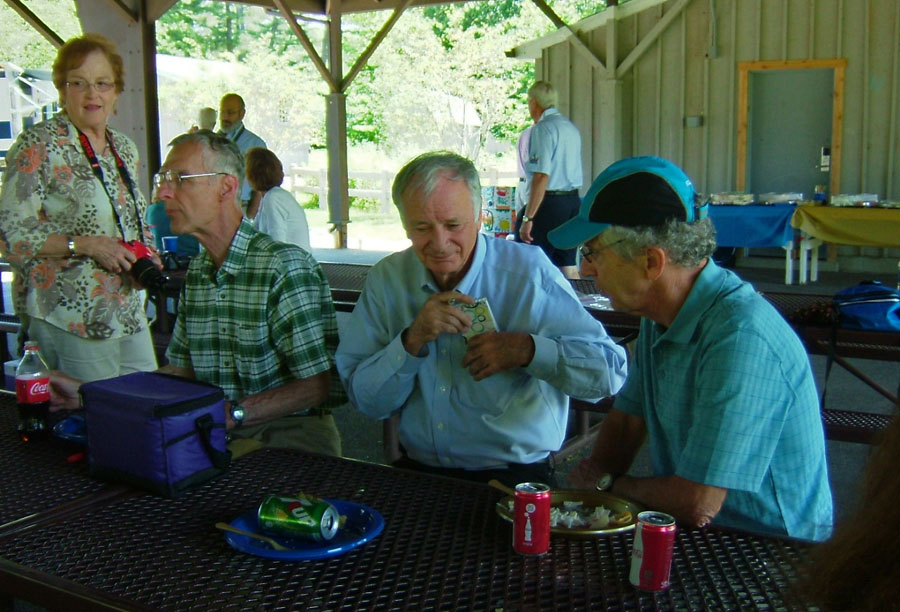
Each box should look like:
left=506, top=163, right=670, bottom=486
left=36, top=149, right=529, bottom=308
left=553, top=156, right=833, bottom=541
left=219, top=93, right=266, bottom=210
left=336, top=151, right=628, bottom=488
left=517, top=81, right=583, bottom=279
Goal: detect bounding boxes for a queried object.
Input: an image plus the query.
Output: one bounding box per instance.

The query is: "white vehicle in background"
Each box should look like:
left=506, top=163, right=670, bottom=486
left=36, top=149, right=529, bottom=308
left=0, top=62, right=58, bottom=180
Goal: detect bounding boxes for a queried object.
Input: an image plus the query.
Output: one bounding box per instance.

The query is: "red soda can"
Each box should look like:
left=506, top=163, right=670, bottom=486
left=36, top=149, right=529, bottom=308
left=629, top=511, right=676, bottom=591
left=513, top=482, right=551, bottom=555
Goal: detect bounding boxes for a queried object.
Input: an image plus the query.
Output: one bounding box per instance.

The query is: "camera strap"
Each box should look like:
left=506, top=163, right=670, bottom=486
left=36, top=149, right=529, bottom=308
left=76, top=127, right=145, bottom=242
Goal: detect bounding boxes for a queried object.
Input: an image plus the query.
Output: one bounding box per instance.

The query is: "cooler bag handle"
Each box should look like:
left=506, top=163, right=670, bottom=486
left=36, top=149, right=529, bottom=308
left=194, top=414, right=231, bottom=470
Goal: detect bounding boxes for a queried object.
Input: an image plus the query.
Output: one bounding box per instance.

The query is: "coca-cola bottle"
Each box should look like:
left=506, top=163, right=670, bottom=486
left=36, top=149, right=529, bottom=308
left=15, top=341, right=51, bottom=441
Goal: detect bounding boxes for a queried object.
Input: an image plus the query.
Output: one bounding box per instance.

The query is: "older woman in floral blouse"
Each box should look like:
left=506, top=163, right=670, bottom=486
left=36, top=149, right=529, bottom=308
left=0, top=34, right=158, bottom=381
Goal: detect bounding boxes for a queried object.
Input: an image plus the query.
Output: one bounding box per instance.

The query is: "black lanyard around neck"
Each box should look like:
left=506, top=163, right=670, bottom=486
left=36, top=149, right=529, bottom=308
left=76, top=127, right=144, bottom=241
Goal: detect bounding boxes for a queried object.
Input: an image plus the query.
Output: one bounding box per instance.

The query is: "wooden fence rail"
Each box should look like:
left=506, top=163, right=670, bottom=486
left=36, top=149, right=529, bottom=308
left=287, top=166, right=519, bottom=213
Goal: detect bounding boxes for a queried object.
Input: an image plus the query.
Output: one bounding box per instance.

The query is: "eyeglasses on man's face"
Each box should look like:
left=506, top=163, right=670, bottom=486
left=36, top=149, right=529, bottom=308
left=65, top=79, right=116, bottom=93
left=580, top=238, right=624, bottom=263
left=153, top=170, right=229, bottom=192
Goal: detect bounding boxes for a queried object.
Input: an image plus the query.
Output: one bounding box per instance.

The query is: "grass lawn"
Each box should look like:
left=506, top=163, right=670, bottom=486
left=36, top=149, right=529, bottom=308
left=305, top=207, right=410, bottom=252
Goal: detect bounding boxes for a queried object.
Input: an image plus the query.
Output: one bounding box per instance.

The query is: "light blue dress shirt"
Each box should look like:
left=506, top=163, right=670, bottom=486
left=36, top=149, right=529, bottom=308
left=336, top=234, right=628, bottom=470
left=223, top=121, right=266, bottom=203
left=615, top=260, right=834, bottom=541
left=525, top=108, right=583, bottom=192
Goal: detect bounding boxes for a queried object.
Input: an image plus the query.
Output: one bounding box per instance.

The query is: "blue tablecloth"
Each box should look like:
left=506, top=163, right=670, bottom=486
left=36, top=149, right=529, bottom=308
left=708, top=204, right=797, bottom=248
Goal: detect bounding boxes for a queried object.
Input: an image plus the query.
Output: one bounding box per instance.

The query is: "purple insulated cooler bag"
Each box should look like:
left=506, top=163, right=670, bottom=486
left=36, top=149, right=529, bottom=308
left=80, top=372, right=231, bottom=497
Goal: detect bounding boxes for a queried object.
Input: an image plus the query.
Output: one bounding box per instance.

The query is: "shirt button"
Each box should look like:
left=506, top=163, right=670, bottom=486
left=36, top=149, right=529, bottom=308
left=441, top=348, right=447, bottom=355
left=437, top=423, right=444, bottom=430
left=440, top=386, right=447, bottom=393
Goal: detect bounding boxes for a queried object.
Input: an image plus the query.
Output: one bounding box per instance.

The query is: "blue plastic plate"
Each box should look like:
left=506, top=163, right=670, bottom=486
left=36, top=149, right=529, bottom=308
left=223, top=500, right=385, bottom=561
left=52, top=413, right=87, bottom=445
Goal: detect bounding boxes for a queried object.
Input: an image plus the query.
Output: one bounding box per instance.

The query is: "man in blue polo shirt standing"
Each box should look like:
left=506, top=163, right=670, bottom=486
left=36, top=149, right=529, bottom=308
left=516, top=81, right=583, bottom=279
left=219, top=93, right=266, bottom=212
left=553, top=156, right=833, bottom=542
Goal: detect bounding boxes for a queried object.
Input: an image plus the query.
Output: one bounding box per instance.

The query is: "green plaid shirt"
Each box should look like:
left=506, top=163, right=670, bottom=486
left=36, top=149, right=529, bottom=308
left=167, top=221, right=345, bottom=411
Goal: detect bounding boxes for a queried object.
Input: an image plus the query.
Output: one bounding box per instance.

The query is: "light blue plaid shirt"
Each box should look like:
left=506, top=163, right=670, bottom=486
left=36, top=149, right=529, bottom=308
left=616, top=260, right=833, bottom=541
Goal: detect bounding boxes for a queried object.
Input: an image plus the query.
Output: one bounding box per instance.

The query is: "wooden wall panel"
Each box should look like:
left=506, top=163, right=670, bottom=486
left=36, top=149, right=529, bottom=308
left=533, top=0, right=900, bottom=206
left=682, top=0, right=707, bottom=181
left=840, top=1, right=866, bottom=194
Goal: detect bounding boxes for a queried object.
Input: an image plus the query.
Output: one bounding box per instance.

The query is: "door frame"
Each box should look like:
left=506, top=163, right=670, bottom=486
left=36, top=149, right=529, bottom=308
left=736, top=59, right=847, bottom=196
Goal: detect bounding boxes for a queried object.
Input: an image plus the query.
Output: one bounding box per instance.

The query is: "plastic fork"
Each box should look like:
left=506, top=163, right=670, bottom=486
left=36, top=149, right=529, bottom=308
left=215, top=522, right=291, bottom=551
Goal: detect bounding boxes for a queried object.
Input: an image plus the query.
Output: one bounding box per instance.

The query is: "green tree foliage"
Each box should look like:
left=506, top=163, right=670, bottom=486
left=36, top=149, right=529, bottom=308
left=157, top=0, right=248, bottom=58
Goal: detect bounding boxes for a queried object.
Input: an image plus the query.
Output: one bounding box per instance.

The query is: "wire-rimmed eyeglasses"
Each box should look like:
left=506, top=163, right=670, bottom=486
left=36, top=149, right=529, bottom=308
left=580, top=238, right=624, bottom=263
left=153, top=170, right=230, bottom=191
left=65, top=79, right=116, bottom=93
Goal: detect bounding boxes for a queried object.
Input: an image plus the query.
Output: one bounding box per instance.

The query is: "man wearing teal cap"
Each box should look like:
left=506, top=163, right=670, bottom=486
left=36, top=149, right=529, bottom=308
left=551, top=156, right=833, bottom=541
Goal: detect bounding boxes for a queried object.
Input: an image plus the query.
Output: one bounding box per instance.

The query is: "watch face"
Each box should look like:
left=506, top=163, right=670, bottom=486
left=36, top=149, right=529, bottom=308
left=595, top=473, right=613, bottom=491
left=231, top=405, right=245, bottom=424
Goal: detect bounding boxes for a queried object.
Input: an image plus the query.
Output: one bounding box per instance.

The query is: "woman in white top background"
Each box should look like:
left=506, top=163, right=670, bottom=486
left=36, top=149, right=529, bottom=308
left=244, top=147, right=311, bottom=252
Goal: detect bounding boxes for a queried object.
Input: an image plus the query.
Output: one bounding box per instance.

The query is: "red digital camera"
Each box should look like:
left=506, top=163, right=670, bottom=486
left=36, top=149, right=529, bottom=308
left=119, top=240, right=167, bottom=291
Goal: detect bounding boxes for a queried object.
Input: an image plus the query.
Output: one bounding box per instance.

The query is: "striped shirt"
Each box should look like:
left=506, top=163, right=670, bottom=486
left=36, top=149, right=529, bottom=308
left=167, top=221, right=344, bottom=411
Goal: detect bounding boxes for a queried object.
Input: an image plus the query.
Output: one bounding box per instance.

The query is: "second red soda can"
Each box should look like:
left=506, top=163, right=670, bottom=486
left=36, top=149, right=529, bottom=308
left=629, top=510, right=676, bottom=591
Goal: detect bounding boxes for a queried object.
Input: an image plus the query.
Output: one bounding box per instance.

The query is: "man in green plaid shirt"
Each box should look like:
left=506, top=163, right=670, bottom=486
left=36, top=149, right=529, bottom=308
left=156, top=131, right=344, bottom=456
left=49, top=131, right=345, bottom=456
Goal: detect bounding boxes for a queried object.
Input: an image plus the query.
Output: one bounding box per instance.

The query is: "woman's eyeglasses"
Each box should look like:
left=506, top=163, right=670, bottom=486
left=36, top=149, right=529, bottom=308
left=65, top=80, right=116, bottom=93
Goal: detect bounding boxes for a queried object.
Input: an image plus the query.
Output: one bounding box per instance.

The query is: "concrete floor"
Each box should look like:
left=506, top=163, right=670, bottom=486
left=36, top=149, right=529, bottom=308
left=321, top=247, right=898, bottom=525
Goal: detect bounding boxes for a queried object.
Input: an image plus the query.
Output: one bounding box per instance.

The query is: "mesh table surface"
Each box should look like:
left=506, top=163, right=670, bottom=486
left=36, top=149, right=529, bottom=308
left=319, top=262, right=371, bottom=293
left=0, top=448, right=812, bottom=611
left=0, top=395, right=112, bottom=529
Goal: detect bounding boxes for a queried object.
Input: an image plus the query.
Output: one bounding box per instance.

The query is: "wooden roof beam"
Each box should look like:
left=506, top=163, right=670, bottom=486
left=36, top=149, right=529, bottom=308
left=616, top=0, right=692, bottom=79
left=273, top=0, right=339, bottom=92
left=146, top=0, right=179, bottom=22
left=102, top=0, right=138, bottom=24
left=342, top=0, right=413, bottom=90
left=3, top=0, right=64, bottom=48
left=529, top=0, right=604, bottom=72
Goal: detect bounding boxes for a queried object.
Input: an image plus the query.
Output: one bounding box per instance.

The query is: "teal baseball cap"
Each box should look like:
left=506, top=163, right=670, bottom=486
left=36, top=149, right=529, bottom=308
left=548, top=156, right=707, bottom=249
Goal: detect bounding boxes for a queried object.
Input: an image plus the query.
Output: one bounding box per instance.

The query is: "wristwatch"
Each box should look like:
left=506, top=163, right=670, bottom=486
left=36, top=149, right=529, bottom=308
left=67, top=236, right=77, bottom=257
left=230, top=402, right=246, bottom=427
left=521, top=214, right=534, bottom=223
left=595, top=472, right=615, bottom=491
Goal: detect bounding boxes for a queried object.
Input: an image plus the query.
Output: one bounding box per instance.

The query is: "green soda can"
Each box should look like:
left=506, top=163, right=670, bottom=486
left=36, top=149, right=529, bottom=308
left=257, top=494, right=340, bottom=541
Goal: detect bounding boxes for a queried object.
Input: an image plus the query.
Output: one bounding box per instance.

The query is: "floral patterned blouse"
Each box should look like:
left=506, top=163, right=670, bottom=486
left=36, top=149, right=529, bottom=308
left=0, top=112, right=151, bottom=340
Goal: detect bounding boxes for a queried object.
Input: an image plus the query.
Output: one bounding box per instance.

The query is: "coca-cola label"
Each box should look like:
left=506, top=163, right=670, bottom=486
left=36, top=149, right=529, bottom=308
left=16, top=377, right=50, bottom=404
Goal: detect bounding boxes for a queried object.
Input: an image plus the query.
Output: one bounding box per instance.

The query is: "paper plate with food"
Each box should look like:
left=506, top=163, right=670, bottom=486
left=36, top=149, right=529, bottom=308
left=495, top=488, right=642, bottom=537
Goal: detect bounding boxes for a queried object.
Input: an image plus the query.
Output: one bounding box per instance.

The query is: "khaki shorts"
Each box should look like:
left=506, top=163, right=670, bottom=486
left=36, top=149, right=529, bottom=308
left=229, top=414, right=341, bottom=458
left=28, top=318, right=158, bottom=382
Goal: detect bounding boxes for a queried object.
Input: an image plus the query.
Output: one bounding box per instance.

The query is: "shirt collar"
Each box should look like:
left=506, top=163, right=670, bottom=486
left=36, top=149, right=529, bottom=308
left=222, top=121, right=245, bottom=139
left=415, top=233, right=487, bottom=295
left=539, top=107, right=562, bottom=121
left=658, top=259, right=725, bottom=344
left=58, top=112, right=100, bottom=150
left=197, top=220, right=255, bottom=281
